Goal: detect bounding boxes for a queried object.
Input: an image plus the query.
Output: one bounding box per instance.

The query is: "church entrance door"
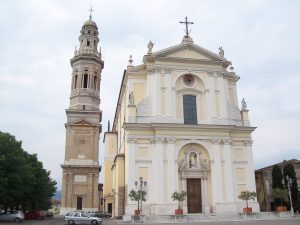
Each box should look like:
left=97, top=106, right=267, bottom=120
left=187, top=178, right=202, bottom=213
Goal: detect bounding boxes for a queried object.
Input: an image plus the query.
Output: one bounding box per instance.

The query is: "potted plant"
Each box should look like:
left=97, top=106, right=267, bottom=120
left=238, top=190, right=256, bottom=214
left=128, top=189, right=147, bottom=215
left=272, top=188, right=288, bottom=212
left=171, top=191, right=187, bottom=215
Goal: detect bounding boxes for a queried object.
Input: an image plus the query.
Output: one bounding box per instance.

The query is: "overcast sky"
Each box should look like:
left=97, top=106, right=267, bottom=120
left=0, top=0, right=299, bottom=189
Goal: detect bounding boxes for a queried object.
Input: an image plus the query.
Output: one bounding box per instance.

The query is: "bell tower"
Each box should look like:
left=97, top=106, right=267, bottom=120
left=60, top=14, right=104, bottom=214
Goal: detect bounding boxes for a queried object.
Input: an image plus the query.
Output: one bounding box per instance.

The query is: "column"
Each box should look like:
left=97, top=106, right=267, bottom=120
left=87, top=173, right=93, bottom=208
left=67, top=172, right=74, bottom=208
left=166, top=139, right=176, bottom=202
left=126, top=139, right=136, bottom=204
left=211, top=142, right=223, bottom=204
left=201, top=178, right=209, bottom=213
left=155, top=72, right=161, bottom=115
left=222, top=142, right=235, bottom=202
left=207, top=73, right=216, bottom=119
left=245, top=141, right=256, bottom=191
left=154, top=139, right=164, bottom=202
left=93, top=173, right=99, bottom=209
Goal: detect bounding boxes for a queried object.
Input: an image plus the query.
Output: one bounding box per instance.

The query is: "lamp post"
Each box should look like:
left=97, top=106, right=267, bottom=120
left=283, top=175, right=294, bottom=216
left=134, top=177, right=147, bottom=215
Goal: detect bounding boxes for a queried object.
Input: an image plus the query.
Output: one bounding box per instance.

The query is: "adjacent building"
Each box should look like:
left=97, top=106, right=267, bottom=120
left=103, top=27, right=259, bottom=217
left=255, top=159, right=300, bottom=212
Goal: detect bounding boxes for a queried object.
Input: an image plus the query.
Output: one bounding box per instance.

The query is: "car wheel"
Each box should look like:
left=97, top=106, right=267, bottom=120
left=15, top=218, right=21, bottom=223
left=68, top=220, right=75, bottom=225
left=91, top=220, right=98, bottom=225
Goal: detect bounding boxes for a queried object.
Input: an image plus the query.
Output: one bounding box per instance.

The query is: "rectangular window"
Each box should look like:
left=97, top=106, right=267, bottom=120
left=183, top=95, right=197, bottom=124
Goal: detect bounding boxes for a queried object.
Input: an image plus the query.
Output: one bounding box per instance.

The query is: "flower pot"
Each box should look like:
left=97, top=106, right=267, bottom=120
left=243, top=207, right=252, bottom=214
left=175, top=209, right=183, bottom=215
left=276, top=206, right=287, bottom=212
left=134, top=210, right=140, bottom=215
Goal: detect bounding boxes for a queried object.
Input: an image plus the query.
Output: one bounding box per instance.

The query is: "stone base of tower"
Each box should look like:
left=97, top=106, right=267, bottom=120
left=60, top=164, right=100, bottom=215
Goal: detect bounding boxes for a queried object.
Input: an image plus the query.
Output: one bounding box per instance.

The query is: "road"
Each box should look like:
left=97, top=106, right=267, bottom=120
left=0, top=217, right=300, bottom=225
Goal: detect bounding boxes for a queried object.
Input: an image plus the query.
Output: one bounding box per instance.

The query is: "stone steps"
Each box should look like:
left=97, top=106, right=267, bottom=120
left=121, top=212, right=296, bottom=223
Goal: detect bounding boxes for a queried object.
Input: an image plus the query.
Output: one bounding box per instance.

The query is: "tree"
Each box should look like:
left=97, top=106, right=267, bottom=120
left=272, top=188, right=288, bottom=207
left=0, top=131, right=57, bottom=210
left=238, top=190, right=256, bottom=209
left=128, top=189, right=147, bottom=211
left=171, top=191, right=187, bottom=210
left=283, top=163, right=298, bottom=210
left=272, top=165, right=284, bottom=189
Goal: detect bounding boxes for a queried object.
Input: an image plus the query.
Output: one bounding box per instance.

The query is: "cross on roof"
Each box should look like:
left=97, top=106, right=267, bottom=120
left=88, top=5, right=95, bottom=19
left=179, top=16, right=194, bottom=36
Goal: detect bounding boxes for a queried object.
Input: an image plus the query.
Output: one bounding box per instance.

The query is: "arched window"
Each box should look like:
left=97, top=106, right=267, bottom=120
left=183, top=95, right=197, bottom=124
left=94, top=76, right=97, bottom=90
left=83, top=74, right=88, bottom=88
left=74, top=75, right=78, bottom=89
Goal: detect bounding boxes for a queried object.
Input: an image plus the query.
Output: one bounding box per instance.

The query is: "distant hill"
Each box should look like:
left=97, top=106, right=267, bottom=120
left=53, top=190, right=61, bottom=200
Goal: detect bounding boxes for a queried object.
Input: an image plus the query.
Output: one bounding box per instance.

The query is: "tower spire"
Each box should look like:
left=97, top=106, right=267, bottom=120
left=88, top=5, right=95, bottom=20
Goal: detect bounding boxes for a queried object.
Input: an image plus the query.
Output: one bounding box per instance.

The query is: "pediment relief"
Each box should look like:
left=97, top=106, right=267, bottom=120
left=70, top=119, right=96, bottom=126
left=153, top=43, right=227, bottom=62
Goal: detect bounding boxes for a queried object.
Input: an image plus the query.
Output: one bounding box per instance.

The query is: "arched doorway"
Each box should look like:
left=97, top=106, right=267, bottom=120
left=178, top=144, right=210, bottom=213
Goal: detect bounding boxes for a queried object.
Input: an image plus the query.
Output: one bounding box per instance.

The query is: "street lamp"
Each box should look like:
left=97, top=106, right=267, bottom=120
left=134, top=177, right=147, bottom=215
left=283, top=175, right=294, bottom=216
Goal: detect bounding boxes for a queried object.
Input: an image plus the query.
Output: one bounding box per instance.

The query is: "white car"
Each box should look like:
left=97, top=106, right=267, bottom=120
left=0, top=210, right=24, bottom=223
left=64, top=211, right=102, bottom=225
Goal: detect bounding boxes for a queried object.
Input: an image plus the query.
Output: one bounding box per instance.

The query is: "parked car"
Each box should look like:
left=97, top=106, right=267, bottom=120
left=46, top=211, right=54, bottom=218
left=86, top=211, right=111, bottom=218
left=25, top=210, right=46, bottom=220
left=64, top=211, right=102, bottom=225
left=94, top=212, right=112, bottom=218
left=0, top=210, right=24, bottom=223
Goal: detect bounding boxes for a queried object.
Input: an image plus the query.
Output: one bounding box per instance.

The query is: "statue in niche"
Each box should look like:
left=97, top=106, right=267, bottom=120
left=129, top=91, right=134, bottom=105
left=189, top=152, right=198, bottom=168
left=218, top=46, right=224, bottom=57
left=241, top=98, right=247, bottom=110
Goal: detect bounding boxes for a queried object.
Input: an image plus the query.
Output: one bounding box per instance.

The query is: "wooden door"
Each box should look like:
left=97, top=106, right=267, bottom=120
left=187, top=178, right=202, bottom=213
left=76, top=196, right=83, bottom=210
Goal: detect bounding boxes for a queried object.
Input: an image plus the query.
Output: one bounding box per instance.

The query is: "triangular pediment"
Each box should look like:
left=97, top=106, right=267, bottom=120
left=152, top=42, right=227, bottom=63
left=69, top=119, right=97, bottom=126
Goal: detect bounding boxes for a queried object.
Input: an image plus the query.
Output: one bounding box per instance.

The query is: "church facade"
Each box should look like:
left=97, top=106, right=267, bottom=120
left=103, top=30, right=259, bottom=216
left=60, top=17, right=103, bottom=214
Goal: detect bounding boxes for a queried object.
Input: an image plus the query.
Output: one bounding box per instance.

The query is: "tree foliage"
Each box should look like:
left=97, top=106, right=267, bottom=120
left=128, top=189, right=147, bottom=210
left=272, top=188, right=288, bottom=206
left=0, top=131, right=57, bottom=210
left=272, top=165, right=284, bottom=189
left=238, top=190, right=256, bottom=208
left=171, top=191, right=187, bottom=210
left=283, top=163, right=298, bottom=210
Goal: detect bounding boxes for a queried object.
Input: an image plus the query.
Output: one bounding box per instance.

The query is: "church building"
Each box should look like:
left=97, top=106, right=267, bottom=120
left=60, top=15, right=104, bottom=214
left=103, top=18, right=258, bottom=217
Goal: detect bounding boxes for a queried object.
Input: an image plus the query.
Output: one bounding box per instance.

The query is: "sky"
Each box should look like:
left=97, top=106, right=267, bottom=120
left=0, top=0, right=300, bottom=189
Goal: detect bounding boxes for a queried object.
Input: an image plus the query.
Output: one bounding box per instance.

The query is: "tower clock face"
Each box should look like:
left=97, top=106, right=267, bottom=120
left=183, top=74, right=195, bottom=87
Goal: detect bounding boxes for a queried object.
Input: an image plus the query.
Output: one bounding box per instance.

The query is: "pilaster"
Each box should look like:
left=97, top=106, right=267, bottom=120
left=211, top=142, right=223, bottom=206
left=166, top=138, right=176, bottom=202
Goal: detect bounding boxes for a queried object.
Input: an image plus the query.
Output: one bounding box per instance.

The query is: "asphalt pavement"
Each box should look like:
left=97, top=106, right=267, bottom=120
left=0, top=216, right=299, bottom=225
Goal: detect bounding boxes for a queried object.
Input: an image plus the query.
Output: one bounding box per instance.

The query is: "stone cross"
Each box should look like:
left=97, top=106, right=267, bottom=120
left=179, top=16, right=194, bottom=36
